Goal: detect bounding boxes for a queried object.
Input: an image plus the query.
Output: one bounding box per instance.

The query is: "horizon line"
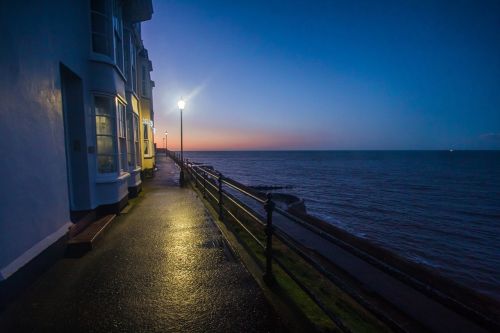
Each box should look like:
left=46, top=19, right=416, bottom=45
left=160, top=148, right=500, bottom=152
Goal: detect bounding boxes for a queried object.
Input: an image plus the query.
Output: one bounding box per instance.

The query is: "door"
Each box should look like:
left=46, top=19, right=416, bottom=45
left=60, top=64, right=90, bottom=217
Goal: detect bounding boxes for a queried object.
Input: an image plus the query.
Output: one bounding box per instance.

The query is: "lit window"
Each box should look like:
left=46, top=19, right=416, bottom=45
left=95, top=96, right=116, bottom=173
left=143, top=123, right=150, bottom=156
left=126, top=111, right=136, bottom=168
left=134, top=115, right=140, bottom=166
left=117, top=101, right=127, bottom=171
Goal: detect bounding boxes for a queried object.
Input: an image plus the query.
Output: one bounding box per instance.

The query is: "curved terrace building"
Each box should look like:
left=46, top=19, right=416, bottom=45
left=0, top=0, right=155, bottom=286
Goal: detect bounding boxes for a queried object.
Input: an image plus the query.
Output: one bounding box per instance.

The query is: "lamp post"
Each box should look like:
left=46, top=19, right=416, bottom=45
left=178, top=98, right=186, bottom=186
left=164, top=131, right=168, bottom=158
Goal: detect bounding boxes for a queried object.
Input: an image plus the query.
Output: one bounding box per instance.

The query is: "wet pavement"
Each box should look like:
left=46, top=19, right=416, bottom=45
left=0, top=156, right=283, bottom=333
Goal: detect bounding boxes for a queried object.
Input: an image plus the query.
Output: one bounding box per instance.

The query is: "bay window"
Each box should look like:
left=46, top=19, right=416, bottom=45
left=95, top=96, right=116, bottom=173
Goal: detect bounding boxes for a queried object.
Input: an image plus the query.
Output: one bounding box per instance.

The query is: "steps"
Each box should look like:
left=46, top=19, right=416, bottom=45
left=66, top=214, right=116, bottom=257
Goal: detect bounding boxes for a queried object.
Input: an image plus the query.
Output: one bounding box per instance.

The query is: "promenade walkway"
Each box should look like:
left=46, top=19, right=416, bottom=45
left=0, top=157, right=283, bottom=332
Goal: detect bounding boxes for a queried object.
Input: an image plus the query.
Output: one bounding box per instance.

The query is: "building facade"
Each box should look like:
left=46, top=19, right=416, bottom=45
left=138, top=47, right=156, bottom=174
left=0, top=0, right=155, bottom=283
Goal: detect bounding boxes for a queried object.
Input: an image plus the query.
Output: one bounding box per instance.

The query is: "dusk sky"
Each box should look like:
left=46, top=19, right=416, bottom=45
left=142, top=0, right=500, bottom=150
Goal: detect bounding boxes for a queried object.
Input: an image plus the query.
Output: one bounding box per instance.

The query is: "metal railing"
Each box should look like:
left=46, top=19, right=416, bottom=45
left=168, top=152, right=390, bottom=333
left=167, top=152, right=497, bottom=333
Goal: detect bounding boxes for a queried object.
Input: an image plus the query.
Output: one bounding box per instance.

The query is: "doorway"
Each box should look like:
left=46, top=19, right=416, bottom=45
left=60, top=63, right=90, bottom=219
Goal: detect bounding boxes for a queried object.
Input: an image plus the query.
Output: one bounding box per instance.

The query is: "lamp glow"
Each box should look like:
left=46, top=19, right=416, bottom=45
left=177, top=99, right=186, bottom=110
left=178, top=98, right=186, bottom=186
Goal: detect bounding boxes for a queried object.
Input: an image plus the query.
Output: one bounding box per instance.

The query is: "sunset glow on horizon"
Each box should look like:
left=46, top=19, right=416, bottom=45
left=158, top=128, right=327, bottom=151
left=144, top=1, right=500, bottom=151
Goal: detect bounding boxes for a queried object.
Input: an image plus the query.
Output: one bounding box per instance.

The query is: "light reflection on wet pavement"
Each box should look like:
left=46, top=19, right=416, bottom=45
left=0, top=157, right=284, bottom=332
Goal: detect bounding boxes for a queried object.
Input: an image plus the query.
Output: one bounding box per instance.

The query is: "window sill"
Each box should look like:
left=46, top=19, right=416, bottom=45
left=128, top=166, right=142, bottom=174
left=96, top=172, right=130, bottom=184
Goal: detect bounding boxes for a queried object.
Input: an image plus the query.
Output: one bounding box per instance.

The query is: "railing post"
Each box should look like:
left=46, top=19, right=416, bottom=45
left=264, top=193, right=275, bottom=284
left=218, top=173, right=224, bottom=221
left=203, top=170, right=207, bottom=198
left=179, top=158, right=184, bottom=187
left=194, top=167, right=199, bottom=188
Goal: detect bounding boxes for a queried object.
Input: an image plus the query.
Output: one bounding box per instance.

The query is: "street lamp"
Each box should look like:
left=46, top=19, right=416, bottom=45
left=164, top=131, right=168, bottom=158
left=178, top=98, right=186, bottom=186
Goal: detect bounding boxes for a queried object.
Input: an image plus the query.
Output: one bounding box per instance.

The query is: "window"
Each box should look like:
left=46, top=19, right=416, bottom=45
left=134, top=115, right=140, bottom=166
left=95, top=96, right=116, bottom=173
left=91, top=0, right=111, bottom=55
left=126, top=111, right=135, bottom=168
left=131, top=41, right=137, bottom=92
left=123, top=29, right=130, bottom=81
left=117, top=101, right=127, bottom=171
left=143, top=123, right=150, bottom=156
left=141, top=64, right=147, bottom=97
left=113, top=0, right=124, bottom=71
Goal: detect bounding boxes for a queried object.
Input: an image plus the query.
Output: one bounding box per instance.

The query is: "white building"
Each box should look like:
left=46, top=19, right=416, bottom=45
left=0, top=0, right=154, bottom=292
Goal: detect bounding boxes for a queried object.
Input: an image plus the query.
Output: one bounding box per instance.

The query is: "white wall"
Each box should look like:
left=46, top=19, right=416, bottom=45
left=0, top=0, right=90, bottom=278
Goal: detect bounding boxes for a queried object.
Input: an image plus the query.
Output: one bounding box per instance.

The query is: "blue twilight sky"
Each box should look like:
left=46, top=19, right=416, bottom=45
left=142, top=0, right=500, bottom=150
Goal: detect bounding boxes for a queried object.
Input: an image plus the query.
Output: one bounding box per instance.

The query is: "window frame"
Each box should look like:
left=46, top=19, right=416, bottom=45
left=130, top=38, right=137, bottom=93
left=112, top=0, right=124, bottom=72
left=90, top=0, right=112, bottom=57
left=117, top=100, right=127, bottom=172
left=143, top=121, right=151, bottom=157
left=94, top=94, right=117, bottom=175
left=141, top=64, right=148, bottom=97
left=126, top=110, right=139, bottom=169
left=134, top=114, right=140, bottom=167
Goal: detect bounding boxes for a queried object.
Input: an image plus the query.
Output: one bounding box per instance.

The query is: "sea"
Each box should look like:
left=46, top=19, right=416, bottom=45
left=183, top=150, right=500, bottom=301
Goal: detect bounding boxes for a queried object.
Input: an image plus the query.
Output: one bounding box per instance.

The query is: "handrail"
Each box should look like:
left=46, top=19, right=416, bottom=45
left=187, top=153, right=478, bottom=322
left=193, top=165, right=266, bottom=204
left=272, top=253, right=352, bottom=333
left=272, top=227, right=406, bottom=332
left=222, top=191, right=266, bottom=227
left=172, top=157, right=353, bottom=331
left=168, top=151, right=498, bottom=332
left=223, top=207, right=266, bottom=250
left=271, top=205, right=493, bottom=326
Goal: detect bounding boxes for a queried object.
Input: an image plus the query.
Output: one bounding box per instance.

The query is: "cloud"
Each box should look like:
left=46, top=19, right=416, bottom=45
left=479, top=133, right=500, bottom=141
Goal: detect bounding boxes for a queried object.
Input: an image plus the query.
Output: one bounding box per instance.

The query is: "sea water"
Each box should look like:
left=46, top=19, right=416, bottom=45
left=183, top=150, right=500, bottom=300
